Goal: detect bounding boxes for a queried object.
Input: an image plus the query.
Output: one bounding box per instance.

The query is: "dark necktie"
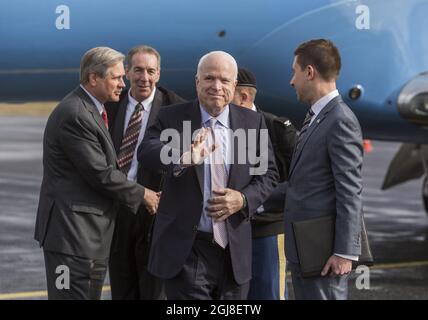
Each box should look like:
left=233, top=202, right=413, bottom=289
left=208, top=118, right=228, bottom=248
left=117, top=103, right=143, bottom=175
left=101, top=109, right=109, bottom=129
left=295, top=108, right=315, bottom=151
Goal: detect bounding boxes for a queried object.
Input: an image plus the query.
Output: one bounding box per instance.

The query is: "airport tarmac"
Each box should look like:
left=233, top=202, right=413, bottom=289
left=0, top=116, right=427, bottom=300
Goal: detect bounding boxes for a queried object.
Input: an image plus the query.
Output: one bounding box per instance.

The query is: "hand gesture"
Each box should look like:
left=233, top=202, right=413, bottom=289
left=181, top=127, right=216, bottom=166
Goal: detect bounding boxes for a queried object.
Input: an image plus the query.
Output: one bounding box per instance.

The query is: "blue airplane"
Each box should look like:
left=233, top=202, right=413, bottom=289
left=1, top=0, right=428, bottom=210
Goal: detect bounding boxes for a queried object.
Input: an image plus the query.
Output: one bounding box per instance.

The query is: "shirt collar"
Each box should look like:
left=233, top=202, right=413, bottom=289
left=199, top=104, right=230, bottom=129
left=251, top=103, right=257, bottom=112
left=310, top=89, right=339, bottom=116
left=80, top=84, right=105, bottom=114
left=127, top=87, right=156, bottom=112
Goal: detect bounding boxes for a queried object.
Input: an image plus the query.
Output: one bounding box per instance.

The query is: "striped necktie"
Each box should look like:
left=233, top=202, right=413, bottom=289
left=117, top=103, right=143, bottom=175
left=208, top=118, right=228, bottom=249
left=295, top=108, right=315, bottom=151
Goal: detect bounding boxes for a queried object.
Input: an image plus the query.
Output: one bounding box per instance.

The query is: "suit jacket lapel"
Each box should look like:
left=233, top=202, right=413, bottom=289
left=75, top=87, right=115, bottom=151
left=112, top=92, right=129, bottom=152
left=146, top=88, right=164, bottom=130
left=227, top=104, right=241, bottom=189
left=289, top=96, right=341, bottom=177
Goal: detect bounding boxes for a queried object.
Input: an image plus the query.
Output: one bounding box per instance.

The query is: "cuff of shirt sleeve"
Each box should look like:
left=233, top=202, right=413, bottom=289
left=334, top=253, right=359, bottom=261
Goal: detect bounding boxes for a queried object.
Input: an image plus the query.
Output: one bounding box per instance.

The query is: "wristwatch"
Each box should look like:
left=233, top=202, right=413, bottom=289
left=240, top=192, right=247, bottom=209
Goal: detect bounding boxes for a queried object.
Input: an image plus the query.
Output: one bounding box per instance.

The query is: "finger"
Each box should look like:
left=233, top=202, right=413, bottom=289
left=206, top=205, right=223, bottom=212
left=208, top=196, right=226, bottom=204
left=199, top=128, right=207, bottom=143
left=212, top=189, right=227, bottom=196
left=207, top=210, right=224, bottom=218
left=321, top=261, right=331, bottom=276
left=207, top=211, right=219, bottom=218
left=202, top=128, right=210, bottom=143
left=332, top=267, right=339, bottom=276
left=194, top=129, right=204, bottom=145
left=215, top=212, right=230, bottom=222
left=342, top=265, right=351, bottom=275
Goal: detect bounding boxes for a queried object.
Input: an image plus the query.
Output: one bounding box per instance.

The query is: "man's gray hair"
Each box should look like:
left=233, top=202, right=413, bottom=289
left=196, top=51, right=238, bottom=79
left=80, top=47, right=125, bottom=84
left=127, top=45, right=161, bottom=69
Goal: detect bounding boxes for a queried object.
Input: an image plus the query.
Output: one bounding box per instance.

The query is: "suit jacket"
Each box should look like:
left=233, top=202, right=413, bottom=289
left=105, top=86, right=186, bottom=257
left=284, top=95, right=363, bottom=264
left=34, top=86, right=145, bottom=260
left=138, top=100, right=279, bottom=284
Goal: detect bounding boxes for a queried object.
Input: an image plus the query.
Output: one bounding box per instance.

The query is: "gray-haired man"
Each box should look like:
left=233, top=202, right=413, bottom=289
left=34, top=47, right=158, bottom=300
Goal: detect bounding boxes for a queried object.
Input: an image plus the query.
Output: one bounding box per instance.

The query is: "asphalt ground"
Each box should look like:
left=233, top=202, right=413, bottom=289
left=0, top=115, right=427, bottom=300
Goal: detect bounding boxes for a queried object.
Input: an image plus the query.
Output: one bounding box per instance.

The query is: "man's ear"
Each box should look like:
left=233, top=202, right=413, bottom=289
left=88, top=73, right=98, bottom=87
left=306, top=65, right=315, bottom=80
left=241, top=91, right=249, bottom=103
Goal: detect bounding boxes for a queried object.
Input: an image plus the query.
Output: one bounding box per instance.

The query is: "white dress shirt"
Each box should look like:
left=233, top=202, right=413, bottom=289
left=124, top=88, right=156, bottom=181
left=307, top=89, right=339, bottom=126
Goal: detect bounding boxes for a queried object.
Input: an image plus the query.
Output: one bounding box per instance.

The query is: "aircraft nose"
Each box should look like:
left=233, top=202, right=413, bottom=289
left=397, top=72, right=428, bottom=126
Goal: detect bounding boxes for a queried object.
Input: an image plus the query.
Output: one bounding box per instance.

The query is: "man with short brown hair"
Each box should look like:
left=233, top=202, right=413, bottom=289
left=285, top=39, right=363, bottom=300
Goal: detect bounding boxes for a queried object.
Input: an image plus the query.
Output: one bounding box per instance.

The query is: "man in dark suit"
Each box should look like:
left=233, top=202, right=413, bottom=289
left=138, top=51, right=278, bottom=299
left=34, top=47, right=159, bottom=300
left=232, top=67, right=296, bottom=300
left=105, top=45, right=185, bottom=300
left=285, top=39, right=363, bottom=299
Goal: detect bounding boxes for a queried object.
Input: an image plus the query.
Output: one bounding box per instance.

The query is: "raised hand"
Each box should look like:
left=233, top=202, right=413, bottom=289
left=181, top=127, right=216, bottom=166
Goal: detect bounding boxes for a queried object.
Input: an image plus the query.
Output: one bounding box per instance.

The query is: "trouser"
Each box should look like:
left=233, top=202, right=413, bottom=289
left=109, top=209, right=165, bottom=300
left=165, top=231, right=249, bottom=300
left=288, top=261, right=349, bottom=300
left=248, top=235, right=281, bottom=300
left=43, top=249, right=107, bottom=300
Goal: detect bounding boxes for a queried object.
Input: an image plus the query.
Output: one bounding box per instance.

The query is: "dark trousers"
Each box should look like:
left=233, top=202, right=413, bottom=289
left=248, top=235, right=280, bottom=300
left=288, top=261, right=349, bottom=300
left=109, top=210, right=165, bottom=300
left=165, top=231, right=249, bottom=300
left=43, top=249, right=107, bottom=300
